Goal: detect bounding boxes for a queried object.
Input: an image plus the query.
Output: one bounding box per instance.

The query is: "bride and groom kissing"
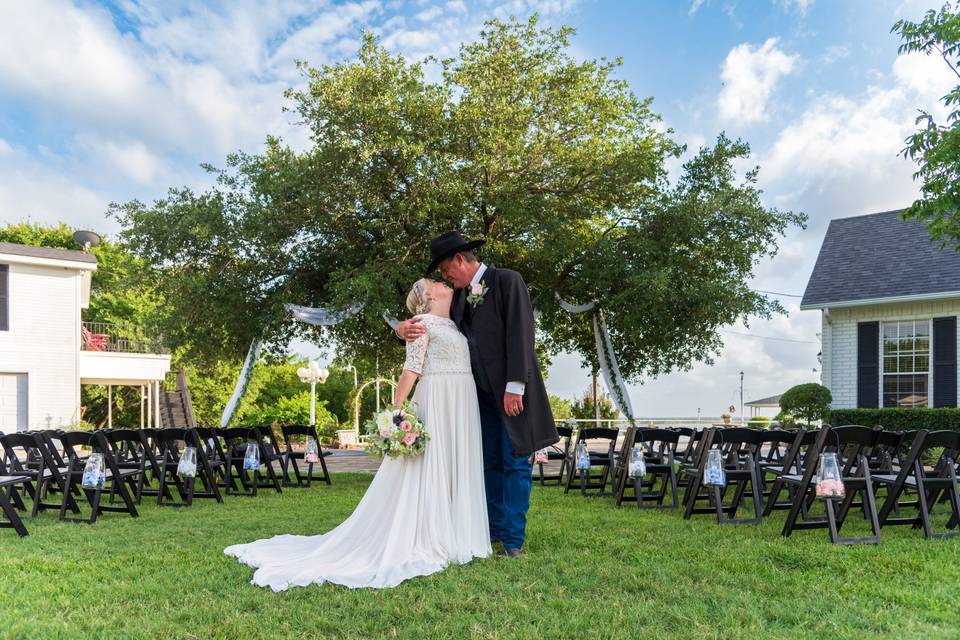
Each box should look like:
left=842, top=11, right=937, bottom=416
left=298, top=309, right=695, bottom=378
left=225, top=230, right=560, bottom=591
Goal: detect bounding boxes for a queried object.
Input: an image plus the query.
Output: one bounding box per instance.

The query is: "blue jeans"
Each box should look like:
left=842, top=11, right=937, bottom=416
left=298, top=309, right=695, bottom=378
left=477, top=388, right=533, bottom=549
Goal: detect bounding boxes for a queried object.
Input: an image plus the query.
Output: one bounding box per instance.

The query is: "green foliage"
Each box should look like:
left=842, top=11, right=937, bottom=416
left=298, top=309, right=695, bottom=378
left=827, top=407, right=960, bottom=432
left=548, top=395, right=573, bottom=420
left=894, top=3, right=960, bottom=244
left=571, top=386, right=620, bottom=420
left=111, top=17, right=804, bottom=381
left=747, top=415, right=772, bottom=429
left=779, top=383, right=832, bottom=425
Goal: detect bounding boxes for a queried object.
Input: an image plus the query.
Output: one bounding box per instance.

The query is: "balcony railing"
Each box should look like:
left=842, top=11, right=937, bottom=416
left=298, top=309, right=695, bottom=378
left=81, top=321, right=163, bottom=354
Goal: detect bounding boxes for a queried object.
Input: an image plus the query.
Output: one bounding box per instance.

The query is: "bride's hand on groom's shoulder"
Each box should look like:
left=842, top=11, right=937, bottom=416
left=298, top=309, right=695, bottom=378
left=396, top=317, right=427, bottom=342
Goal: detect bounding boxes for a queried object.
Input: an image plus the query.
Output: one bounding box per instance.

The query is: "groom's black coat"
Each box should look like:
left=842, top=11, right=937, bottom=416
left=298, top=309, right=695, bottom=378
left=452, top=265, right=559, bottom=457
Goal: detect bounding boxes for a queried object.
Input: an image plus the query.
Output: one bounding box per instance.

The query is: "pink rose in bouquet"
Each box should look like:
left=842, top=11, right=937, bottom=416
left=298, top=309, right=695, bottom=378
left=403, top=432, right=417, bottom=446
left=400, top=421, right=412, bottom=432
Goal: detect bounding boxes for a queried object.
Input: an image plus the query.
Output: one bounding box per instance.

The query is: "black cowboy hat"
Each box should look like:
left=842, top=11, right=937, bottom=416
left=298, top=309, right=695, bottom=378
left=425, top=230, right=485, bottom=275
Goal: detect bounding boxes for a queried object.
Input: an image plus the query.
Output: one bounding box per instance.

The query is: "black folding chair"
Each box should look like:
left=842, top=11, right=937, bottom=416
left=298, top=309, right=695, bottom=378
left=681, top=428, right=764, bottom=525
left=780, top=426, right=882, bottom=545
left=222, top=427, right=262, bottom=497
left=281, top=425, right=332, bottom=488
left=59, top=431, right=139, bottom=524
left=0, top=432, right=78, bottom=518
left=564, top=428, right=619, bottom=497
left=155, top=429, right=224, bottom=507
left=0, top=453, right=29, bottom=537
left=875, top=430, right=960, bottom=539
left=533, top=425, right=573, bottom=487
left=615, top=427, right=680, bottom=509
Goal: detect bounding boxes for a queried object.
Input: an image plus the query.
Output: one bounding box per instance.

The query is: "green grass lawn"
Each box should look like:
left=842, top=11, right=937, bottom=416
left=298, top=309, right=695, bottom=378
left=2, top=474, right=959, bottom=639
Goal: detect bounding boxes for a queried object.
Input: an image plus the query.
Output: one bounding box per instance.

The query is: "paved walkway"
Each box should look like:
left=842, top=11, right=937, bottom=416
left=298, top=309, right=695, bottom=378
left=323, top=449, right=568, bottom=476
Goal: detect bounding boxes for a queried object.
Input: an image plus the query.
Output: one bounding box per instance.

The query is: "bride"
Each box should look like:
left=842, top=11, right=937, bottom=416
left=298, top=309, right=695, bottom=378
left=225, top=279, right=491, bottom=590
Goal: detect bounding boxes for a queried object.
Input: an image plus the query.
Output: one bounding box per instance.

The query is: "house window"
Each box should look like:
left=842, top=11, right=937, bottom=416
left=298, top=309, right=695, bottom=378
left=882, top=320, right=930, bottom=407
left=0, top=264, right=7, bottom=331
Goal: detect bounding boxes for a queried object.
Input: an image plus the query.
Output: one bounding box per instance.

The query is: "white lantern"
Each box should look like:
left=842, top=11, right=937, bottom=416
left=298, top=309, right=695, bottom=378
left=815, top=452, right=845, bottom=500
left=81, top=453, right=105, bottom=489
left=534, top=448, right=549, bottom=463
left=703, top=449, right=726, bottom=487
left=177, top=447, right=197, bottom=479
left=628, top=446, right=646, bottom=479
left=243, top=442, right=260, bottom=471
left=575, top=442, right=591, bottom=470
left=304, top=437, right=320, bottom=464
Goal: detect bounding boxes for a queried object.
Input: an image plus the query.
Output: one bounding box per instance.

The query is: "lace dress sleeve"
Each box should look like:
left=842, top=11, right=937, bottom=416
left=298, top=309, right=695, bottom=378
left=403, top=332, right=429, bottom=375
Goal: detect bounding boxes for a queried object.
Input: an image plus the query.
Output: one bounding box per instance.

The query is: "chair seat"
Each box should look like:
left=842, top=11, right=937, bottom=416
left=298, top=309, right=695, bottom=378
left=0, top=475, right=29, bottom=486
left=872, top=474, right=916, bottom=487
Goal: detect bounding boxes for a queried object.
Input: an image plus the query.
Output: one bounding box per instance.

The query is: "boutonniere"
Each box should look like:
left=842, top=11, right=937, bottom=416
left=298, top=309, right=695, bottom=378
left=466, top=281, right=489, bottom=308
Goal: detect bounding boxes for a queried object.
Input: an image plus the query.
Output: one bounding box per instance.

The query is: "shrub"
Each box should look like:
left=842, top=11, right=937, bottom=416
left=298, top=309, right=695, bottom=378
left=826, top=407, right=960, bottom=432
left=779, top=383, right=832, bottom=425
left=747, top=416, right=772, bottom=429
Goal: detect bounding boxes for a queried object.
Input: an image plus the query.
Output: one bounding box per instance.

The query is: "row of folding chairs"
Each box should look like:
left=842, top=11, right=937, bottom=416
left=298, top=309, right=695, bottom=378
left=548, top=423, right=960, bottom=545
left=0, top=424, right=333, bottom=537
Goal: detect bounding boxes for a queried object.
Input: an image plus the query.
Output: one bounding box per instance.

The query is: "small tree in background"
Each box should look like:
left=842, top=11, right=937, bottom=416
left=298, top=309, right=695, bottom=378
left=571, top=386, right=621, bottom=421
left=779, top=383, right=832, bottom=425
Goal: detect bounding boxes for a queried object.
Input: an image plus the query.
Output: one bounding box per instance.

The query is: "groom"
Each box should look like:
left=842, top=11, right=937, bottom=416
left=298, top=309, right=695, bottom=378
left=397, top=231, right=558, bottom=557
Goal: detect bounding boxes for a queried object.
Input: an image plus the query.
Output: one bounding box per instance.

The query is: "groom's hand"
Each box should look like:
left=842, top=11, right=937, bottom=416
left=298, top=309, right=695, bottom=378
left=504, top=392, right=524, bottom=417
left=396, top=317, right=426, bottom=342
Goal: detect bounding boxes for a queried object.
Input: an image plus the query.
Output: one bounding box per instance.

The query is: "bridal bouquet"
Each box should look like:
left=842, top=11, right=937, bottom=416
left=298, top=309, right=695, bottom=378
left=365, top=403, right=429, bottom=458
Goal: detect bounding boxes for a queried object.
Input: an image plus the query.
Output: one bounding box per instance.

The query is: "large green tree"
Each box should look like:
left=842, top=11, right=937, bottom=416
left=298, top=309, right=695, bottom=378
left=895, top=3, right=960, bottom=244
left=112, top=17, right=804, bottom=384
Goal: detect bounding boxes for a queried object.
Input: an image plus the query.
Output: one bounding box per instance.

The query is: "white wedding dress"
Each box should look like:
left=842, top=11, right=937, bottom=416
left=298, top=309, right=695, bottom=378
left=224, top=313, right=491, bottom=590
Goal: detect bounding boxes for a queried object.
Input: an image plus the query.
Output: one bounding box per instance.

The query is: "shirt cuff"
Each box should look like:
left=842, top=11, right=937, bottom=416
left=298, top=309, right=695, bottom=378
left=505, top=381, right=526, bottom=395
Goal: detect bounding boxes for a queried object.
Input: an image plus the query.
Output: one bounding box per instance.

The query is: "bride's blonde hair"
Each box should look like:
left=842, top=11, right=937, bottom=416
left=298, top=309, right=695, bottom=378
left=406, top=278, right=431, bottom=315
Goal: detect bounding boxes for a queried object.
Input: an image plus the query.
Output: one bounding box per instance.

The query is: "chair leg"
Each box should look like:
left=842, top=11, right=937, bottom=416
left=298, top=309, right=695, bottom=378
left=0, top=489, right=28, bottom=537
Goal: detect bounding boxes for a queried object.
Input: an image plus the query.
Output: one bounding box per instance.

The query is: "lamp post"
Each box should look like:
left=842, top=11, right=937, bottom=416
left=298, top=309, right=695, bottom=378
left=343, top=363, right=358, bottom=388
left=297, top=360, right=330, bottom=427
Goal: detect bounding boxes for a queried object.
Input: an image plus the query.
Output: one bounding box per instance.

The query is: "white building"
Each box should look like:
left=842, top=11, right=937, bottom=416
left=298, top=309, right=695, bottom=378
left=0, top=242, right=170, bottom=431
left=802, top=210, right=959, bottom=410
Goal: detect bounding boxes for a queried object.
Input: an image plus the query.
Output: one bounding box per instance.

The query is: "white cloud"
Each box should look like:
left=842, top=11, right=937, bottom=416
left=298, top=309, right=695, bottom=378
left=0, top=139, right=12, bottom=156
left=689, top=0, right=707, bottom=16
left=760, top=51, right=955, bottom=221
left=718, top=38, right=798, bottom=124
left=780, top=0, right=815, bottom=15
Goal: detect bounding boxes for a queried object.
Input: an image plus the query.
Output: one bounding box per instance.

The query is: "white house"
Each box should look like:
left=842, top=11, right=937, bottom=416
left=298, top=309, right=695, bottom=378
left=0, top=242, right=170, bottom=431
left=802, top=210, right=960, bottom=410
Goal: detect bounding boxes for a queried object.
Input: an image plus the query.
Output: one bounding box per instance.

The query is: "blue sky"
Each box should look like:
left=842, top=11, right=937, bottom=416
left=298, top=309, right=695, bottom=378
left=0, top=0, right=951, bottom=416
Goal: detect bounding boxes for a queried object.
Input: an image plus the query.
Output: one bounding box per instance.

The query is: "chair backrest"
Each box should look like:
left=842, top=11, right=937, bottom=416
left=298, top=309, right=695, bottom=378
left=754, top=429, right=797, bottom=462
left=829, top=425, right=881, bottom=474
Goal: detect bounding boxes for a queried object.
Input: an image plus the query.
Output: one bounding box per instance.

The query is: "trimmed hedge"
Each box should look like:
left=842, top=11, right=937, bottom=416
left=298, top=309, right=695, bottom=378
left=827, top=408, right=960, bottom=432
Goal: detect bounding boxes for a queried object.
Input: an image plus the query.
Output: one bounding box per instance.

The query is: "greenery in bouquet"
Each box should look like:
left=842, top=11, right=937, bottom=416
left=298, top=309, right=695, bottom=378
left=364, top=403, right=429, bottom=458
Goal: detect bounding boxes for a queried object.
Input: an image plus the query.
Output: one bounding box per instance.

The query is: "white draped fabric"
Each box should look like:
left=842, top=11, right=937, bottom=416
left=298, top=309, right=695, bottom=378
left=555, top=292, right=635, bottom=422
left=219, top=338, right=262, bottom=429
left=225, top=314, right=491, bottom=590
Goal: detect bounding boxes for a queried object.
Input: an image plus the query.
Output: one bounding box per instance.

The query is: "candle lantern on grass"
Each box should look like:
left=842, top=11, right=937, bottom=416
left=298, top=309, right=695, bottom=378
left=703, top=449, right=726, bottom=487
left=243, top=441, right=260, bottom=471
left=815, top=452, right=845, bottom=499
left=81, top=453, right=105, bottom=489
left=304, top=437, right=320, bottom=464
left=177, top=447, right=197, bottom=479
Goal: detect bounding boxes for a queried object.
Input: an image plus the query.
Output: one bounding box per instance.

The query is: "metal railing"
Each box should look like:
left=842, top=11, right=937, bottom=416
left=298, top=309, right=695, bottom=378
left=81, top=321, right=163, bottom=354
left=556, top=417, right=728, bottom=431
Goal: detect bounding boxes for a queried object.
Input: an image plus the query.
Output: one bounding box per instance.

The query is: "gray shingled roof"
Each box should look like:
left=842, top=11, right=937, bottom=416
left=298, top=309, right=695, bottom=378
left=800, top=209, right=960, bottom=309
left=745, top=394, right=782, bottom=407
left=0, top=242, right=98, bottom=264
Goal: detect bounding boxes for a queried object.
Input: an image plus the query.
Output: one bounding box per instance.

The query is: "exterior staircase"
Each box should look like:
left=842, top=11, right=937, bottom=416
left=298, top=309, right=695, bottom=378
left=158, top=370, right=197, bottom=428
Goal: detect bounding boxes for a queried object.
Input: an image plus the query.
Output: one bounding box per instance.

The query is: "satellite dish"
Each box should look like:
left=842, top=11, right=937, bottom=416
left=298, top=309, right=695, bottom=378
left=73, top=230, right=101, bottom=252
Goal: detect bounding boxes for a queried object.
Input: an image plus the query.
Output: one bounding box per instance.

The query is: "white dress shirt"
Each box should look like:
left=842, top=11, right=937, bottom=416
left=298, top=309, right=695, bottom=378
left=471, top=263, right=526, bottom=396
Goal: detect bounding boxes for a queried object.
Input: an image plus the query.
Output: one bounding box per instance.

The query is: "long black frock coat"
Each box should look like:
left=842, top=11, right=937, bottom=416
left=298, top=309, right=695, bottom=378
left=450, top=265, right=559, bottom=457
